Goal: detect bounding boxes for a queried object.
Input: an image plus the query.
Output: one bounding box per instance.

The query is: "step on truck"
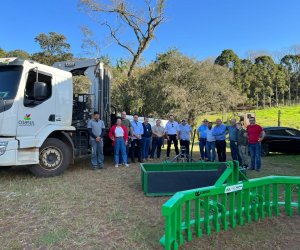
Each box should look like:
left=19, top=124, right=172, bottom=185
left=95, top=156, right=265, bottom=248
left=0, top=57, right=113, bottom=177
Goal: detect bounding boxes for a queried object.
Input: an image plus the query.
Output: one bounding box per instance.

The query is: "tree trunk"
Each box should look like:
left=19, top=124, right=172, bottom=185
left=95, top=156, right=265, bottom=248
left=263, top=91, right=266, bottom=109
left=275, top=83, right=278, bottom=107
left=288, top=82, right=291, bottom=105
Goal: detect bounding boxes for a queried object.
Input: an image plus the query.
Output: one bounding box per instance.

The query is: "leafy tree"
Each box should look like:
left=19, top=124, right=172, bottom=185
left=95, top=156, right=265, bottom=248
left=131, top=50, right=244, bottom=122
left=34, top=32, right=71, bottom=56
left=6, top=49, right=30, bottom=59
left=280, top=54, right=300, bottom=104
left=73, top=75, right=91, bottom=94
left=32, top=32, right=73, bottom=65
left=0, top=48, right=6, bottom=57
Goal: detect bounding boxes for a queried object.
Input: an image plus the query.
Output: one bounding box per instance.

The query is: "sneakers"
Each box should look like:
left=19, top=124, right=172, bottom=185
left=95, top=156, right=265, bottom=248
left=125, top=164, right=130, bottom=167
left=115, top=164, right=119, bottom=168
left=148, top=158, right=154, bottom=161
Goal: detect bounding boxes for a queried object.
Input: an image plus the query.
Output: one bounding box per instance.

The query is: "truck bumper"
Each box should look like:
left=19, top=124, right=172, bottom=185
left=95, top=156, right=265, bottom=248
left=0, top=138, right=39, bottom=166
left=0, top=139, right=18, bottom=166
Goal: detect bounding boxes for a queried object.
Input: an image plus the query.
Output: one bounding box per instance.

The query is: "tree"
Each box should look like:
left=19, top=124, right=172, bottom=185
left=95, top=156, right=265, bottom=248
left=73, top=75, right=91, bottom=94
left=31, top=32, right=73, bottom=65
left=34, top=32, right=71, bottom=56
left=132, top=50, right=244, bottom=121
left=254, top=56, right=276, bottom=108
left=6, top=49, right=31, bottom=59
left=79, top=0, right=166, bottom=78
left=215, top=50, right=243, bottom=91
left=280, top=54, right=300, bottom=104
left=0, top=48, right=6, bottom=57
left=215, top=49, right=240, bottom=69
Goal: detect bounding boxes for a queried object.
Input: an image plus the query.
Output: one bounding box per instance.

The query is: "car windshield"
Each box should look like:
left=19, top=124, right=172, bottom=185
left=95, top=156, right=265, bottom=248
left=0, top=65, right=23, bottom=100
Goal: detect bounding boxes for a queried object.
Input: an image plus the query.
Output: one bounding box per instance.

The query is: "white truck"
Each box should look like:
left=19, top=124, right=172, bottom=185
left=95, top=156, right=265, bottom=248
left=0, top=57, right=112, bottom=177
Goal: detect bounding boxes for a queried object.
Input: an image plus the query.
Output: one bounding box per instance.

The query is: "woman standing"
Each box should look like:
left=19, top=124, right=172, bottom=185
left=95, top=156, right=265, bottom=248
left=108, top=118, right=129, bottom=168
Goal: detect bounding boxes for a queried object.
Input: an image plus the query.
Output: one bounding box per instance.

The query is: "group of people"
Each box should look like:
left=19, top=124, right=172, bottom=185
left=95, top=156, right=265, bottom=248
left=198, top=117, right=265, bottom=171
left=88, top=111, right=265, bottom=172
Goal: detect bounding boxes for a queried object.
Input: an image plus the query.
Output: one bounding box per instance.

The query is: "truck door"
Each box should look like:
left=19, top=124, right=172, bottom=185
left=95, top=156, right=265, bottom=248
left=17, top=69, right=55, bottom=146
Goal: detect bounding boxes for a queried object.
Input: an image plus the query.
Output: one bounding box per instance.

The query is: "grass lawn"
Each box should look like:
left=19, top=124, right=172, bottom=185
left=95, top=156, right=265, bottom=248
left=0, top=148, right=300, bottom=249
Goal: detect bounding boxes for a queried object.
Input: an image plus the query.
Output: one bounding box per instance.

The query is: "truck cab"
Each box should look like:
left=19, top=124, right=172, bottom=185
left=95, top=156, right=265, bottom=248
left=0, top=57, right=111, bottom=177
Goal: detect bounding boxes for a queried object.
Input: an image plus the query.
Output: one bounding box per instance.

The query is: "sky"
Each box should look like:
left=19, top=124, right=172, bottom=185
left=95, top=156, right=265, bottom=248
left=1, top=0, right=300, bottom=63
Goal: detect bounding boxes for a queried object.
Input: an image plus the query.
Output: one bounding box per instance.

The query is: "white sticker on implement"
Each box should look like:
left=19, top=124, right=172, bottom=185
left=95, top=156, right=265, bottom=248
left=225, top=184, right=243, bottom=193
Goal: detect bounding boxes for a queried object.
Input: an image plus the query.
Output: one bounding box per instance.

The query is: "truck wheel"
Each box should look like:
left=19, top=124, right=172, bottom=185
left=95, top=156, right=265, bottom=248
left=30, top=138, right=71, bottom=177
left=261, top=143, right=269, bottom=156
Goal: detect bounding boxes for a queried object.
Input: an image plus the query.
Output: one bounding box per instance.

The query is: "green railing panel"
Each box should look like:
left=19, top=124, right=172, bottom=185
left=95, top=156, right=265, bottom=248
left=160, top=161, right=300, bottom=249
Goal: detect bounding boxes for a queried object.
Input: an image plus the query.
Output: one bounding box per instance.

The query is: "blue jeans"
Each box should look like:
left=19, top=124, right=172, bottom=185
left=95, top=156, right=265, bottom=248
left=114, top=138, right=127, bottom=164
left=199, top=138, right=207, bottom=159
left=142, top=137, right=151, bottom=160
left=151, top=137, right=164, bottom=158
left=90, top=140, right=104, bottom=168
left=206, top=141, right=216, bottom=162
left=249, top=143, right=262, bottom=170
left=119, top=143, right=129, bottom=164
left=230, top=140, right=242, bottom=164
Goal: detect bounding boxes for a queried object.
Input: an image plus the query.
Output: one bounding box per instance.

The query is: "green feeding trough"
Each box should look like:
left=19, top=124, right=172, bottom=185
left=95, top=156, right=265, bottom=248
left=140, top=161, right=232, bottom=196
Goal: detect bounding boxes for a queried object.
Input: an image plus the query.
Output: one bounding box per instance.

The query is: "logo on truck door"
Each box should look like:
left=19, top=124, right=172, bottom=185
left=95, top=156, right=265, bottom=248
left=18, top=114, right=35, bottom=126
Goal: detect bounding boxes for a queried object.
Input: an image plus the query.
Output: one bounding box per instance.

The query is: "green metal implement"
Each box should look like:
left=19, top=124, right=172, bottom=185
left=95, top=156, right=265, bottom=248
left=141, top=162, right=228, bottom=196
left=160, top=161, right=300, bottom=250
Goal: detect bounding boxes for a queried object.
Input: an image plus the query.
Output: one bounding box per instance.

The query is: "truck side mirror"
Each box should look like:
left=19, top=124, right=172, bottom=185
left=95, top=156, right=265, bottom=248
left=34, top=81, right=48, bottom=100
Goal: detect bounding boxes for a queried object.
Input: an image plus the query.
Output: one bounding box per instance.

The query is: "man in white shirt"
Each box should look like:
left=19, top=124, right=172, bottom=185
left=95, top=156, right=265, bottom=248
left=165, top=114, right=179, bottom=158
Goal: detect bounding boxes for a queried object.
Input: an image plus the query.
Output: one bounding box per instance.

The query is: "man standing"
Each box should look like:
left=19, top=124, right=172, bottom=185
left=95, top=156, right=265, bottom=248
left=206, top=122, right=216, bottom=162
left=131, top=114, right=144, bottom=163
left=87, top=111, right=105, bottom=169
left=236, top=122, right=248, bottom=168
left=178, top=118, right=193, bottom=159
left=247, top=117, right=265, bottom=171
left=165, top=115, right=179, bottom=158
left=212, top=118, right=227, bottom=162
left=142, top=117, right=152, bottom=161
left=150, top=119, right=165, bottom=160
left=121, top=111, right=133, bottom=163
left=198, top=119, right=208, bottom=160
left=227, top=118, right=241, bottom=163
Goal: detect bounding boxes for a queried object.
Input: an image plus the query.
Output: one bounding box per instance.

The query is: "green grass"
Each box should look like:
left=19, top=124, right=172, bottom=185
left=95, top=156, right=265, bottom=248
left=0, top=150, right=299, bottom=249
left=198, top=105, right=300, bottom=129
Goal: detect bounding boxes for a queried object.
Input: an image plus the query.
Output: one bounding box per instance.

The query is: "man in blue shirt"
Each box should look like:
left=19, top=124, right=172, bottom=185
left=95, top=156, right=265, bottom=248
left=227, top=118, right=242, bottom=164
left=178, top=118, right=192, bottom=159
left=197, top=119, right=208, bottom=160
left=142, top=117, right=152, bottom=161
left=212, top=118, right=227, bottom=162
left=131, top=114, right=144, bottom=163
left=165, top=114, right=179, bottom=158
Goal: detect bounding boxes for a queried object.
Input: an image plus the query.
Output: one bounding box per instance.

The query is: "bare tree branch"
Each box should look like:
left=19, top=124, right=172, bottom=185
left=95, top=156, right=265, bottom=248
left=103, top=21, right=135, bottom=56
left=79, top=0, right=166, bottom=78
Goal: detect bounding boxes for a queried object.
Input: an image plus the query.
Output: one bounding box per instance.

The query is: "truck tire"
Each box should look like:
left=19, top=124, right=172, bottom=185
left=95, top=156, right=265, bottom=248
left=30, top=138, right=71, bottom=177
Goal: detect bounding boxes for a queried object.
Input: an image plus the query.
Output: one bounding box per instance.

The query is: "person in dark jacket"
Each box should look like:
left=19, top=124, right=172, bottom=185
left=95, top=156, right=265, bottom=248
left=142, top=117, right=152, bottom=161
left=236, top=122, right=248, bottom=168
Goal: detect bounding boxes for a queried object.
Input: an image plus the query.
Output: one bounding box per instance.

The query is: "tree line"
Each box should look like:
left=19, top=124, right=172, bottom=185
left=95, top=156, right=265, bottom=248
left=1, top=32, right=300, bottom=122
left=215, top=49, right=300, bottom=108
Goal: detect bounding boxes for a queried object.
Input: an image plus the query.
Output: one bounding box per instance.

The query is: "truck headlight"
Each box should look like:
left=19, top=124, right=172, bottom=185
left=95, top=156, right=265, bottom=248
left=0, top=141, right=8, bottom=156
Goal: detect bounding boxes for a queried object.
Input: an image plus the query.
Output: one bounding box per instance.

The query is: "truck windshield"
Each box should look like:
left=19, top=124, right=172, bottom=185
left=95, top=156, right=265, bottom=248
left=0, top=65, right=22, bottom=100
